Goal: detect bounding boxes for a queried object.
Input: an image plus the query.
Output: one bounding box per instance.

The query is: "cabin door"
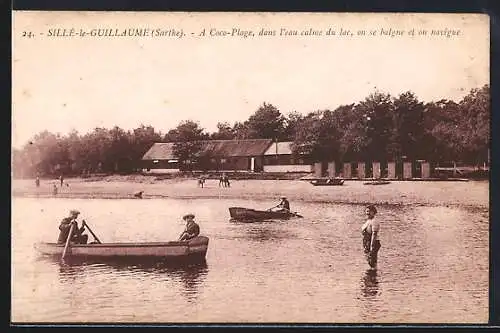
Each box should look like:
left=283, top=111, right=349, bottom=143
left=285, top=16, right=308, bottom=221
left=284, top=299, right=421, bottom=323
left=250, top=157, right=255, bottom=172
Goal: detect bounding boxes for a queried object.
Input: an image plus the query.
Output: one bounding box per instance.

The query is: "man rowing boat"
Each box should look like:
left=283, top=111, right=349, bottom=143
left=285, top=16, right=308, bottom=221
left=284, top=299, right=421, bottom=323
left=57, top=209, right=88, bottom=244
left=270, top=196, right=291, bottom=213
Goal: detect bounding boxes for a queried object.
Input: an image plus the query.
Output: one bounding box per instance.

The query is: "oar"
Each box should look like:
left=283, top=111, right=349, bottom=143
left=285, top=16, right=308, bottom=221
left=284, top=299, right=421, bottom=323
left=267, top=204, right=279, bottom=212
left=293, top=212, right=303, bottom=218
left=82, top=220, right=102, bottom=244
left=61, top=222, right=75, bottom=260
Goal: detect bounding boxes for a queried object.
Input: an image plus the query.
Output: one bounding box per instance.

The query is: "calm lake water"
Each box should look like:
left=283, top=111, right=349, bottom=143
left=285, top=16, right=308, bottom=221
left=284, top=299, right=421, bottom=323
left=11, top=197, right=489, bottom=323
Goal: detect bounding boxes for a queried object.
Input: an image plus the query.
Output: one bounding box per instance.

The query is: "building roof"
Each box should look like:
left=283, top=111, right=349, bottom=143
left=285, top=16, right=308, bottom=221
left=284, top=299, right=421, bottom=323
left=264, top=142, right=294, bottom=155
left=142, top=142, right=176, bottom=160
left=202, top=139, right=273, bottom=157
left=142, top=139, right=274, bottom=160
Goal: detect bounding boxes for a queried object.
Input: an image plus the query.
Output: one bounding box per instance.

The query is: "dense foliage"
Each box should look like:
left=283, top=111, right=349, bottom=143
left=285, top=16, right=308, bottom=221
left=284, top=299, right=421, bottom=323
left=12, top=85, right=489, bottom=178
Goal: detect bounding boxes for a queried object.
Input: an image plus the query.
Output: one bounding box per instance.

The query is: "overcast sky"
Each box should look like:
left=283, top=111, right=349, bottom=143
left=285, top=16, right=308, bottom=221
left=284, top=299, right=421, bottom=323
left=12, top=12, right=489, bottom=148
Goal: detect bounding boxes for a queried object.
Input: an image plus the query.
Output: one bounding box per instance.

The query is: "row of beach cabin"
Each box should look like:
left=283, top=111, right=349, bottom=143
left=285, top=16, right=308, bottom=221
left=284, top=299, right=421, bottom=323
left=141, top=139, right=440, bottom=179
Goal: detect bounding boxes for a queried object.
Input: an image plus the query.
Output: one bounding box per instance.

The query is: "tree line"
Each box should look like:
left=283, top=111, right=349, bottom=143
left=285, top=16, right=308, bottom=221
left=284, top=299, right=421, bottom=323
left=12, top=85, right=489, bottom=178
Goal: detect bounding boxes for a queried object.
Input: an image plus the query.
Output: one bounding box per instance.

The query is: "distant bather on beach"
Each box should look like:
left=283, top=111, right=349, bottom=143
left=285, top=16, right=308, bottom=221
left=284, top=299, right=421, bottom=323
left=219, top=173, right=230, bottom=188
left=198, top=176, right=206, bottom=188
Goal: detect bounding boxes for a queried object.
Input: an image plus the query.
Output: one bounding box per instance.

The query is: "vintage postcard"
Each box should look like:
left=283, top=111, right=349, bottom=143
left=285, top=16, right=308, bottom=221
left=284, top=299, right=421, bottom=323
left=11, top=11, right=490, bottom=324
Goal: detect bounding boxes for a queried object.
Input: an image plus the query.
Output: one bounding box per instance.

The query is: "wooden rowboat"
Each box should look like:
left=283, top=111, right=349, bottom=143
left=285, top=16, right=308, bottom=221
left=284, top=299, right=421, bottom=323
left=363, top=180, right=391, bottom=185
left=229, top=207, right=302, bottom=222
left=309, top=178, right=345, bottom=186
left=34, top=236, right=209, bottom=263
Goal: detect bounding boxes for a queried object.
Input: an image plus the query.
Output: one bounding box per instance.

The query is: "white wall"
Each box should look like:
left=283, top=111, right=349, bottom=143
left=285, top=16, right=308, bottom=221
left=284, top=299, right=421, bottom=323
left=263, top=165, right=312, bottom=173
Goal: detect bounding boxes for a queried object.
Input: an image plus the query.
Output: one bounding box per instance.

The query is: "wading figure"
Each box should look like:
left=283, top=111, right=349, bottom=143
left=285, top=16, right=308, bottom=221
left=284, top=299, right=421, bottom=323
left=198, top=176, right=206, bottom=188
left=361, top=204, right=381, bottom=269
left=35, top=176, right=40, bottom=188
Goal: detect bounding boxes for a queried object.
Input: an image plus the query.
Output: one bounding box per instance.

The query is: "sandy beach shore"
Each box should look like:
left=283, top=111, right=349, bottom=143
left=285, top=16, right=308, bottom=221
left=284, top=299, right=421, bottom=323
left=12, top=175, right=489, bottom=209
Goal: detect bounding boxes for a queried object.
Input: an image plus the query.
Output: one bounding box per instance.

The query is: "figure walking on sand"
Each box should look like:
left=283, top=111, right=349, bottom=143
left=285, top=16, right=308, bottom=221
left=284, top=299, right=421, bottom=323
left=219, top=173, right=230, bottom=188
left=198, top=175, right=206, bottom=188
left=361, top=204, right=381, bottom=269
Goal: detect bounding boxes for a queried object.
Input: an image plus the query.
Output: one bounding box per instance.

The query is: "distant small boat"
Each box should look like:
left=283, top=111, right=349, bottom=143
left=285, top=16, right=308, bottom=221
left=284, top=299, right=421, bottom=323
left=229, top=207, right=302, bottom=222
left=309, top=178, right=345, bottom=186
left=363, top=180, right=391, bottom=185
left=34, top=236, right=209, bottom=263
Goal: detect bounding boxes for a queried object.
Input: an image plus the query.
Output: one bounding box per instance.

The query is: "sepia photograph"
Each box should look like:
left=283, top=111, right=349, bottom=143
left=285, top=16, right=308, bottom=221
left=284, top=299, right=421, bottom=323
left=11, top=11, right=490, bottom=324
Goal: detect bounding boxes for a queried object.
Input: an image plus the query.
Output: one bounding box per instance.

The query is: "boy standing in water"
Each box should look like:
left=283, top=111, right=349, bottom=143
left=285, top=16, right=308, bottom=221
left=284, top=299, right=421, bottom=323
left=362, top=204, right=381, bottom=269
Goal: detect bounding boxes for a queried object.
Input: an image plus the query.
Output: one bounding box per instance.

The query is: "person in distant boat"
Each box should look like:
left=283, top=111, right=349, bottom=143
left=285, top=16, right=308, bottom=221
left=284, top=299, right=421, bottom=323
left=361, top=204, right=381, bottom=269
left=57, top=209, right=88, bottom=244
left=272, top=196, right=290, bottom=213
left=179, top=213, right=200, bottom=241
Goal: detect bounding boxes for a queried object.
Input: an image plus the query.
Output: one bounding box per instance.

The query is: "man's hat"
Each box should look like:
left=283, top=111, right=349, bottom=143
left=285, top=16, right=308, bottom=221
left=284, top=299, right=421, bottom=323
left=70, top=209, right=80, bottom=215
left=281, top=196, right=287, bottom=199
left=183, top=213, right=195, bottom=220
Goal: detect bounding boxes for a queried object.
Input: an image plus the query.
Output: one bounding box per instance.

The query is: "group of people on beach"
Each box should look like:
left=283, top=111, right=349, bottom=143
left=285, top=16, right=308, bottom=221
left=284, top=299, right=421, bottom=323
left=36, top=174, right=67, bottom=196
left=196, top=173, right=231, bottom=188
left=56, top=196, right=381, bottom=269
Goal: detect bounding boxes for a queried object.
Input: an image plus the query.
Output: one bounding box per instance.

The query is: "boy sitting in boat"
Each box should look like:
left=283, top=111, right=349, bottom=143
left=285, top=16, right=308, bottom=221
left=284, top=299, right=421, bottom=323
left=179, top=213, right=200, bottom=241
left=57, top=209, right=89, bottom=244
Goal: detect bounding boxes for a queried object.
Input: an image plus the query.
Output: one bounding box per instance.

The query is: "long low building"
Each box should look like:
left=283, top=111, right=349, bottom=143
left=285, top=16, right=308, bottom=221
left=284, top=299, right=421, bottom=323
left=141, top=142, right=180, bottom=173
left=141, top=139, right=313, bottom=173
left=263, top=141, right=313, bottom=173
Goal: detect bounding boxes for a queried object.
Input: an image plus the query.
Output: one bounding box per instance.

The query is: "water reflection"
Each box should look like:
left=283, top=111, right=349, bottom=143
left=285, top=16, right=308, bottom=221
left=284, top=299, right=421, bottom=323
left=58, top=262, right=86, bottom=283
left=44, top=256, right=209, bottom=302
left=361, top=268, right=380, bottom=298
left=228, top=223, right=297, bottom=242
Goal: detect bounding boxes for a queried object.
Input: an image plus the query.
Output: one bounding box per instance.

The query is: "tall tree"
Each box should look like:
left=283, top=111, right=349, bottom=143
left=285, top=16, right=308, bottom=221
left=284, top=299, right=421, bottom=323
left=107, top=126, right=132, bottom=172
left=232, top=121, right=251, bottom=139
left=423, top=99, right=462, bottom=162
left=283, top=111, right=304, bottom=141
left=246, top=102, right=286, bottom=140
left=211, top=122, right=236, bottom=140
left=291, top=109, right=343, bottom=162
left=391, top=91, right=425, bottom=161
left=131, top=125, right=162, bottom=170
left=171, top=120, right=207, bottom=169
left=458, top=84, right=490, bottom=164
left=355, top=92, right=394, bottom=161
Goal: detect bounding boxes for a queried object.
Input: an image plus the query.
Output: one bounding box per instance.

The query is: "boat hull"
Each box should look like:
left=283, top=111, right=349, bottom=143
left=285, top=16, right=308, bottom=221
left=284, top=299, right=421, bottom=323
left=363, top=180, right=391, bottom=185
left=229, top=207, right=298, bottom=222
left=34, top=236, right=209, bottom=262
left=309, top=178, right=344, bottom=186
